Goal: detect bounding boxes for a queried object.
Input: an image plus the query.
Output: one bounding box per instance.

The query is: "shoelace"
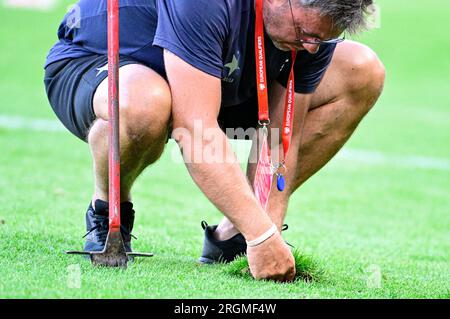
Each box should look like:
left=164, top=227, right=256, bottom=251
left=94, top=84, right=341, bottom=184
left=83, top=215, right=108, bottom=240
left=280, top=224, right=295, bottom=249
left=83, top=217, right=137, bottom=241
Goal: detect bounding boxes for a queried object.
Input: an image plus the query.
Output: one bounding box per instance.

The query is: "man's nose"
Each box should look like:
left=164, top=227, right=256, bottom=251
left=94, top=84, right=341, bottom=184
left=302, top=43, right=320, bottom=54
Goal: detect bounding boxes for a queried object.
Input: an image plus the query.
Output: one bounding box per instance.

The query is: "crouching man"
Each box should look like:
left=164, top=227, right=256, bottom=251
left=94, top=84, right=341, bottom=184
left=44, top=0, right=384, bottom=281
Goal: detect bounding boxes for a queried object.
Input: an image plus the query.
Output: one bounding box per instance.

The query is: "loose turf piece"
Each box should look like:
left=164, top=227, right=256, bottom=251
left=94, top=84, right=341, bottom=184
left=226, top=249, right=328, bottom=283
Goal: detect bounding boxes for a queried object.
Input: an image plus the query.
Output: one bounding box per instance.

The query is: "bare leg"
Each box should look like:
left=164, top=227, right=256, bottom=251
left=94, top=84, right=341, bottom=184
left=89, top=64, right=172, bottom=203
left=215, top=41, right=386, bottom=240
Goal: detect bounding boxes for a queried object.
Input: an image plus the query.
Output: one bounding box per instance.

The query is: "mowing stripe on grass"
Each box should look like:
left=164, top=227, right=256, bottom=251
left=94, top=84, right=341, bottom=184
left=1, top=114, right=449, bottom=171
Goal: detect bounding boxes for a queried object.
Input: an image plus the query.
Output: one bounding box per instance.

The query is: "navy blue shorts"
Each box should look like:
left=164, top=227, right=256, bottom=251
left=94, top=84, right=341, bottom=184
left=44, top=55, right=143, bottom=141
left=44, top=55, right=259, bottom=142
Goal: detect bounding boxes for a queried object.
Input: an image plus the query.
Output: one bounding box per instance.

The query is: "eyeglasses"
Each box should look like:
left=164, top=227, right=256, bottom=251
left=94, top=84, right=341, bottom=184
left=288, top=0, right=345, bottom=45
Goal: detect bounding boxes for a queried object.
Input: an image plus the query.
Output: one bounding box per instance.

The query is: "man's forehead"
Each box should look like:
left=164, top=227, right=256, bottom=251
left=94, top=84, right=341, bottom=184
left=295, top=7, right=338, bottom=38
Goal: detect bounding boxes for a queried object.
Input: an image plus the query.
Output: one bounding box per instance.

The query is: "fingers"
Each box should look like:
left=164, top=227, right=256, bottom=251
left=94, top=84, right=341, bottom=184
left=284, top=261, right=296, bottom=282
left=282, top=251, right=297, bottom=282
left=252, top=265, right=296, bottom=283
left=247, top=232, right=296, bottom=283
left=268, top=261, right=296, bottom=283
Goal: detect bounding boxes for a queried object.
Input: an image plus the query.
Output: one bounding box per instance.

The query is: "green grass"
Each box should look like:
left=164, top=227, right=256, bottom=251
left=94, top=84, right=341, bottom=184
left=227, top=250, right=328, bottom=283
left=0, top=0, right=449, bottom=298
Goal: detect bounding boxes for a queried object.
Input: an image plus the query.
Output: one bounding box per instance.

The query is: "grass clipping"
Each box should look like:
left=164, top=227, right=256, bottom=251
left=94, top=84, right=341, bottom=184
left=226, top=249, right=327, bottom=283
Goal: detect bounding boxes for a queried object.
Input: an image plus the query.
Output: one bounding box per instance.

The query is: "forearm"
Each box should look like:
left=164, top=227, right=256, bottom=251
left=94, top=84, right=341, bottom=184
left=175, top=126, right=274, bottom=240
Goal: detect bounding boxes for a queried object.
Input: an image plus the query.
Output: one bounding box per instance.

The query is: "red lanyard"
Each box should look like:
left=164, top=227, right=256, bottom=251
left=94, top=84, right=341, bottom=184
left=254, top=0, right=297, bottom=162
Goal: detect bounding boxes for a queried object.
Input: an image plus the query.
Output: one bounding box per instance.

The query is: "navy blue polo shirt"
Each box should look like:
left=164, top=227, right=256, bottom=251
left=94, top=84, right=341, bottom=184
left=45, top=0, right=336, bottom=107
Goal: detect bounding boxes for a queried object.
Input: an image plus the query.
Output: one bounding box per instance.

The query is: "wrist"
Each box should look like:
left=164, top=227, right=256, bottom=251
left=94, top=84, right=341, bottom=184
left=246, top=224, right=278, bottom=247
left=240, top=213, right=276, bottom=241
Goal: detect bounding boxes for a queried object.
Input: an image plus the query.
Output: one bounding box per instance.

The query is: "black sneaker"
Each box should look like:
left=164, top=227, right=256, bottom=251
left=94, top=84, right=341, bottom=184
left=198, top=222, right=292, bottom=264
left=198, top=221, right=247, bottom=264
left=83, top=199, right=135, bottom=253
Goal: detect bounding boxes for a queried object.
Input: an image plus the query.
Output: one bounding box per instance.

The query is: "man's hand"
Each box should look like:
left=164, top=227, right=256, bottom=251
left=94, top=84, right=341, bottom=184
left=247, top=232, right=296, bottom=282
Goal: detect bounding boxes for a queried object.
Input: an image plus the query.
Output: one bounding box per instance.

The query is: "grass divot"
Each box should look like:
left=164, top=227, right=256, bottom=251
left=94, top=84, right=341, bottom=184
left=226, top=249, right=328, bottom=283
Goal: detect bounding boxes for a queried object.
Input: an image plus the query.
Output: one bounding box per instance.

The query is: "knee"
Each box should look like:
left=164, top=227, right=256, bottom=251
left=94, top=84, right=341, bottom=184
left=118, top=65, right=172, bottom=141
left=344, top=42, right=386, bottom=108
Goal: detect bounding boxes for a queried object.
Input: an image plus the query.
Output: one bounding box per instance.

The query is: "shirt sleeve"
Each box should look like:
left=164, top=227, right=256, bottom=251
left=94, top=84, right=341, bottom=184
left=153, top=0, right=229, bottom=78
left=277, top=43, right=337, bottom=94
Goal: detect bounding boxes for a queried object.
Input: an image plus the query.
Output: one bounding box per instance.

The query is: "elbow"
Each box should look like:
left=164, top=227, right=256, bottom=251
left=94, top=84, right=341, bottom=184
left=171, top=117, right=229, bottom=164
left=171, top=115, right=220, bottom=146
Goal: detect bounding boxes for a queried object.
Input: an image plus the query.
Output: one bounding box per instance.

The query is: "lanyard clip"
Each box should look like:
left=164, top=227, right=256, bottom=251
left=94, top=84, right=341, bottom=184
left=271, top=162, right=287, bottom=192
left=258, top=119, right=271, bottom=127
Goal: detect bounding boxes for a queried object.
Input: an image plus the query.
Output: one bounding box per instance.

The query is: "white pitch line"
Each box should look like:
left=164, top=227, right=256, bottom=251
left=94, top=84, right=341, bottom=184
left=336, top=149, right=450, bottom=171
left=0, top=114, right=449, bottom=171
left=2, top=0, right=58, bottom=11
left=0, top=115, right=64, bottom=132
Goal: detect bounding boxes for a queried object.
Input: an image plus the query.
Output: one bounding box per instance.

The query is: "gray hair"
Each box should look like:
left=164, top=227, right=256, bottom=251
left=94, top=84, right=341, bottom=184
left=298, top=0, right=375, bottom=34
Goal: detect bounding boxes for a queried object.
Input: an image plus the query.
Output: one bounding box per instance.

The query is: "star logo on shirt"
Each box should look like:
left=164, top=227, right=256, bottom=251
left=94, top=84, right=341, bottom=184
left=225, top=55, right=240, bottom=76
left=96, top=64, right=108, bottom=77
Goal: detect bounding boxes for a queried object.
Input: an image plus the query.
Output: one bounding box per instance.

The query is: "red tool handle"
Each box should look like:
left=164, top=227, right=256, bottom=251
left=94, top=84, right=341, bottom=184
left=107, top=0, right=121, bottom=232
